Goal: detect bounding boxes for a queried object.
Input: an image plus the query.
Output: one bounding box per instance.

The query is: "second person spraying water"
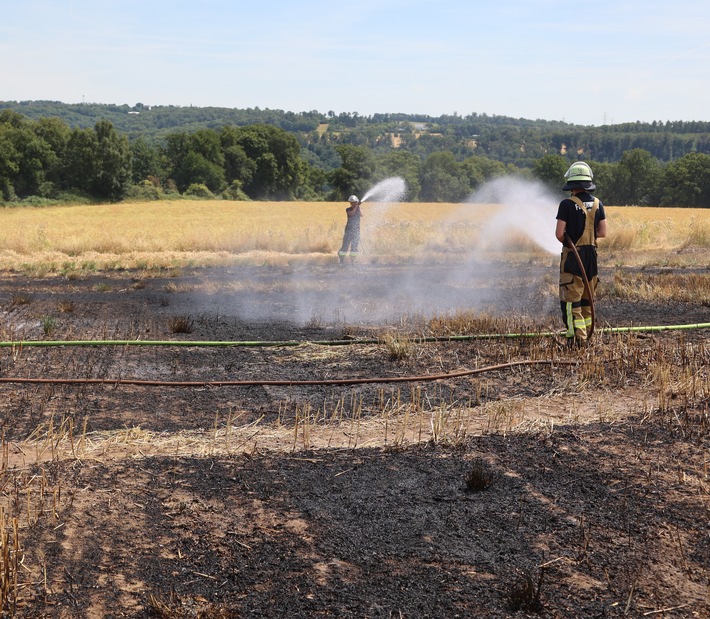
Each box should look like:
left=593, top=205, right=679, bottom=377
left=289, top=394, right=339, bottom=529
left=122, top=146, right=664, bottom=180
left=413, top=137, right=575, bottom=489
left=336, top=177, right=407, bottom=265
left=338, top=194, right=363, bottom=264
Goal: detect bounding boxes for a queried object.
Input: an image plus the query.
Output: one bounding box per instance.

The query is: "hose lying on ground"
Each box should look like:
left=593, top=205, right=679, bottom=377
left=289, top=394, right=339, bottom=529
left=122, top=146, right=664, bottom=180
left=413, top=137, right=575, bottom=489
left=1, top=322, right=708, bottom=387
left=0, top=359, right=575, bottom=388
left=0, top=321, right=708, bottom=349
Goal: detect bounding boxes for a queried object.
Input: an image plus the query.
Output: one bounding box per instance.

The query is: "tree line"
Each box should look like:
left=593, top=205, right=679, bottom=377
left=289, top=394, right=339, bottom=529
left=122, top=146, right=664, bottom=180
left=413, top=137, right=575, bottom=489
left=5, top=100, right=710, bottom=166
left=1, top=107, right=710, bottom=207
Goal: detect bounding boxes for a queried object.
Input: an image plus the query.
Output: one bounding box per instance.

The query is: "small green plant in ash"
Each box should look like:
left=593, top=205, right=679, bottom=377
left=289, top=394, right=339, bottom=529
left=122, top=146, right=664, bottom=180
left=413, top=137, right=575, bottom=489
left=41, top=315, right=57, bottom=336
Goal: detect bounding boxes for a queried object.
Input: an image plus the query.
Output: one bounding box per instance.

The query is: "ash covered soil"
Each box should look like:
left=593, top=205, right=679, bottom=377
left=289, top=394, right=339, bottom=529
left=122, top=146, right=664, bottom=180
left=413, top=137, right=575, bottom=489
left=0, top=262, right=708, bottom=618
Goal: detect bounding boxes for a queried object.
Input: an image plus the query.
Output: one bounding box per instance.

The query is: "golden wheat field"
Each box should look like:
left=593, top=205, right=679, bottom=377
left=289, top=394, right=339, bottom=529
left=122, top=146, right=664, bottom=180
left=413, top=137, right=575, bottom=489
left=0, top=201, right=708, bottom=272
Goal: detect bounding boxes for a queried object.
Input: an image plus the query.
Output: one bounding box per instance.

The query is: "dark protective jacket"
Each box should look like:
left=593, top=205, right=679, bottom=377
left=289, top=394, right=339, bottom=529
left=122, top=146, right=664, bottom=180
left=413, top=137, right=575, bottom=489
left=556, top=193, right=605, bottom=279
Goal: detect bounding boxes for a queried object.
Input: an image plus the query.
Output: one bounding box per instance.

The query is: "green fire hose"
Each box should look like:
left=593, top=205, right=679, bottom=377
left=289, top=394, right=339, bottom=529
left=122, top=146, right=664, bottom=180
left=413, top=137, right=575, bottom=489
left=0, top=323, right=708, bottom=349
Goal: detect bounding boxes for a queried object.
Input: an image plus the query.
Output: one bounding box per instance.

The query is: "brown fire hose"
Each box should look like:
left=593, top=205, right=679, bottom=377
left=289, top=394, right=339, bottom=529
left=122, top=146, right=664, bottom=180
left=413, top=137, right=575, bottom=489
left=564, top=232, right=595, bottom=340
left=0, top=359, right=575, bottom=388
left=0, top=359, right=577, bottom=387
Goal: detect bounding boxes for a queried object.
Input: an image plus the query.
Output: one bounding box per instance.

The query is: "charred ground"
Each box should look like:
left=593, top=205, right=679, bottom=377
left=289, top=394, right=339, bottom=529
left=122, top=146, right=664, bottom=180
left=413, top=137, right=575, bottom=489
left=0, top=263, right=708, bottom=618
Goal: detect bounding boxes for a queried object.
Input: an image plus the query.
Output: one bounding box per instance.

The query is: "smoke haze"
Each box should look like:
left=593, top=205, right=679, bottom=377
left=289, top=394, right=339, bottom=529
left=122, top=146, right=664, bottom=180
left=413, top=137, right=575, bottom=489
left=188, top=177, right=563, bottom=327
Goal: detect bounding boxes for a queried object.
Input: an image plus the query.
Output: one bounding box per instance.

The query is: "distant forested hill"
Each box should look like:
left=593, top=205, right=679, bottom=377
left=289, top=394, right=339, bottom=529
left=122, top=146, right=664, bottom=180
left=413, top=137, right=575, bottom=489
left=0, top=101, right=324, bottom=140
left=4, top=100, right=710, bottom=206
left=3, top=100, right=710, bottom=168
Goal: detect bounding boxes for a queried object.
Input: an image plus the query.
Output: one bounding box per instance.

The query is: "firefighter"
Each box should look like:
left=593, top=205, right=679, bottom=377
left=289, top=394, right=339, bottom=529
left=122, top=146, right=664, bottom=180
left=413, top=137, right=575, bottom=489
left=555, top=162, right=607, bottom=346
left=338, top=195, right=362, bottom=264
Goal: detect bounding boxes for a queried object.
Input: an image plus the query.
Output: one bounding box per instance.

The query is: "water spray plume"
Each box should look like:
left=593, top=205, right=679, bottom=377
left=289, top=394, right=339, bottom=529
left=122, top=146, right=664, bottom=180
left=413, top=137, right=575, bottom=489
left=467, top=176, right=561, bottom=255
left=358, top=177, right=407, bottom=261
left=360, top=177, right=407, bottom=204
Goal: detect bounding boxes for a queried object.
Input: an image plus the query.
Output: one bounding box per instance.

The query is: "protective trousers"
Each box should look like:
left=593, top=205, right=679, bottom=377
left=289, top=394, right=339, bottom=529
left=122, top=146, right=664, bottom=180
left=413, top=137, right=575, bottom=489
left=559, top=266, right=598, bottom=343
left=338, top=224, right=360, bottom=263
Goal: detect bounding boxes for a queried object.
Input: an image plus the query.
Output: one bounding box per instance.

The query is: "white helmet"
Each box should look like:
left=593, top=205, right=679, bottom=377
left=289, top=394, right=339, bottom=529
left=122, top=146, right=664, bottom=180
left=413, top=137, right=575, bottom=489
left=348, top=195, right=359, bottom=203
left=564, top=162, right=593, bottom=182
left=562, top=161, right=596, bottom=191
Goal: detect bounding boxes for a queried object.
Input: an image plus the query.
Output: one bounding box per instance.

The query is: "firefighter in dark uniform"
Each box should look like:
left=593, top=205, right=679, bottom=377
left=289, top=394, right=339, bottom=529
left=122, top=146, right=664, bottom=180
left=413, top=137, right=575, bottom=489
left=555, top=162, right=607, bottom=345
left=338, top=195, right=362, bottom=264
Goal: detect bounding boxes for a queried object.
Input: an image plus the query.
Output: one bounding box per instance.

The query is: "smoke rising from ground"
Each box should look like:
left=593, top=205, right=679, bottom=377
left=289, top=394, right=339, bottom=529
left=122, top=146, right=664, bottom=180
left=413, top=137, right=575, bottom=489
left=190, top=177, right=563, bottom=328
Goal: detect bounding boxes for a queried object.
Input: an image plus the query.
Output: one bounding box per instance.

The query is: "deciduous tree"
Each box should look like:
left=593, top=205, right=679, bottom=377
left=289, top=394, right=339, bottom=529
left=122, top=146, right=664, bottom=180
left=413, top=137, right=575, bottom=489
left=330, top=145, right=376, bottom=200
left=661, top=152, right=710, bottom=207
left=608, top=149, right=662, bottom=206
left=419, top=151, right=469, bottom=202
left=91, top=120, right=132, bottom=201
left=532, top=154, right=569, bottom=191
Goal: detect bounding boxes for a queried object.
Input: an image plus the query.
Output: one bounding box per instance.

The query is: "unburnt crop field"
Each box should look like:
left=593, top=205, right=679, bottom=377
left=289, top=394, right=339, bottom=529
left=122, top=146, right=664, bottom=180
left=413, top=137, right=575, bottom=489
left=0, top=201, right=708, bottom=618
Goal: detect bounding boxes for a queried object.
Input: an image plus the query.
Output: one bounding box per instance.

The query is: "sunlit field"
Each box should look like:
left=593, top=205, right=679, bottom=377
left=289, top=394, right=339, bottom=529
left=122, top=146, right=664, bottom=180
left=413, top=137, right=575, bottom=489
left=0, top=201, right=708, bottom=273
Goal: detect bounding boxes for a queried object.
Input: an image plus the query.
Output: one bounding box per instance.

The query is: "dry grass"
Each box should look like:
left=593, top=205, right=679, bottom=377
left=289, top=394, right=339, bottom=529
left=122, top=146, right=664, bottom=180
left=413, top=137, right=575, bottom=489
left=0, top=201, right=708, bottom=271
left=5, top=318, right=706, bottom=465
left=167, top=315, right=194, bottom=334
left=463, top=458, right=499, bottom=492
left=601, top=271, right=710, bottom=305
left=603, top=207, right=710, bottom=267
left=427, top=311, right=536, bottom=337
left=0, top=201, right=345, bottom=271
left=604, top=208, right=710, bottom=250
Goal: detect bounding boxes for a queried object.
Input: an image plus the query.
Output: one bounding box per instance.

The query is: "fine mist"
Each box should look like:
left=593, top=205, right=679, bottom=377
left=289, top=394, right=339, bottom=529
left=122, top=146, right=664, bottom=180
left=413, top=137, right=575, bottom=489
left=361, top=177, right=407, bottom=204
left=190, top=177, right=563, bottom=329
left=359, top=177, right=407, bottom=251
left=467, top=176, right=561, bottom=255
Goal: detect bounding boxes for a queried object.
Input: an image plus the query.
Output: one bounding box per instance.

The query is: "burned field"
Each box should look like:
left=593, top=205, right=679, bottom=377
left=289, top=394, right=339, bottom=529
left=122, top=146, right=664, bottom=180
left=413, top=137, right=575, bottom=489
left=0, top=262, right=708, bottom=618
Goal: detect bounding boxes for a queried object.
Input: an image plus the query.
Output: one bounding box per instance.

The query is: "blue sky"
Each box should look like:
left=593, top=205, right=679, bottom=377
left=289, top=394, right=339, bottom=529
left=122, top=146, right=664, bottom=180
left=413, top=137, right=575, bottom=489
left=2, top=0, right=709, bottom=126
